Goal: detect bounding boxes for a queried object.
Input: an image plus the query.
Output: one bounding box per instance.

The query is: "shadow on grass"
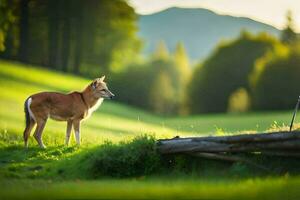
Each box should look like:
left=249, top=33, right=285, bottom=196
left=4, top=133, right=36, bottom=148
left=0, top=74, right=70, bottom=93
left=0, top=144, right=79, bottom=179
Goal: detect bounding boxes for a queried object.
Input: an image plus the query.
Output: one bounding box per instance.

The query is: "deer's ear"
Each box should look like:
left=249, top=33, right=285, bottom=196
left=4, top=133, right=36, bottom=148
left=92, top=80, right=97, bottom=90
left=99, top=75, right=105, bottom=82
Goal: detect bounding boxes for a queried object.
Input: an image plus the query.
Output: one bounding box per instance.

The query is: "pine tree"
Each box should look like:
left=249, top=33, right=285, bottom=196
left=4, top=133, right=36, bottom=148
left=153, top=40, right=169, bottom=60
left=18, top=0, right=29, bottom=63
left=174, top=42, right=191, bottom=114
left=174, top=42, right=190, bottom=84
left=149, top=71, right=175, bottom=114
left=281, top=10, right=298, bottom=44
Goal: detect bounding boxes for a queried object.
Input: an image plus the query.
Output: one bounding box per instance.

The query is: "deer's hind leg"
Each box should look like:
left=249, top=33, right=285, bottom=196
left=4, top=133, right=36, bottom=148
left=33, top=118, right=48, bottom=148
left=23, top=119, right=36, bottom=148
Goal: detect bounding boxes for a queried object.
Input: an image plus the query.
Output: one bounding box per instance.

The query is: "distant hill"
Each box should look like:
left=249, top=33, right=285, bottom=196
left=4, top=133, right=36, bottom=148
left=138, top=7, right=280, bottom=62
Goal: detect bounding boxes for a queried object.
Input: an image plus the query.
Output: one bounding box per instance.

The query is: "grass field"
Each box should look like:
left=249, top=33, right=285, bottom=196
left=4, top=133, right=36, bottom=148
left=1, top=60, right=300, bottom=199
left=1, top=177, right=300, bottom=200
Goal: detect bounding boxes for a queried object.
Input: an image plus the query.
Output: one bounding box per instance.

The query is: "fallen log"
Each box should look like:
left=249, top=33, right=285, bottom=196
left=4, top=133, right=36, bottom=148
left=158, top=131, right=300, bottom=144
left=158, top=139, right=300, bottom=154
left=157, top=131, right=300, bottom=154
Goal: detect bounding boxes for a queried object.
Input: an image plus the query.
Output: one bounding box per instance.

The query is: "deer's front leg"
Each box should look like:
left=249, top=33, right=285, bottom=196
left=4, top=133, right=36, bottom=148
left=73, top=120, right=81, bottom=146
left=65, top=120, right=73, bottom=146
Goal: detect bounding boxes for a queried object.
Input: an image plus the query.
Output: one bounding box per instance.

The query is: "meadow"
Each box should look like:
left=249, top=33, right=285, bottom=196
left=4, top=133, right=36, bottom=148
left=0, top=60, right=299, bottom=199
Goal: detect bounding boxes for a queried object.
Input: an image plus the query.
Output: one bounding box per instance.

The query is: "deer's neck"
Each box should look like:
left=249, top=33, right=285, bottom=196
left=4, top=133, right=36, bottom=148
left=81, top=87, right=101, bottom=109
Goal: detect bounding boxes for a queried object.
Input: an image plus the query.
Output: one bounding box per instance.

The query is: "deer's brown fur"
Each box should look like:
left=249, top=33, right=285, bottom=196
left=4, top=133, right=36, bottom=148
left=23, top=76, right=114, bottom=148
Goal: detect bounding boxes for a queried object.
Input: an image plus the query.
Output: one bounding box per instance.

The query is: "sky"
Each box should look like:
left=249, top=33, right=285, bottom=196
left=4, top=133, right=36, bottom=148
left=129, top=0, right=300, bottom=32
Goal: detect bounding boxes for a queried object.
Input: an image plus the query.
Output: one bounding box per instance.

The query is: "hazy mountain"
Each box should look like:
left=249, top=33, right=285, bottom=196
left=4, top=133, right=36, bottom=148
left=138, top=7, right=280, bottom=62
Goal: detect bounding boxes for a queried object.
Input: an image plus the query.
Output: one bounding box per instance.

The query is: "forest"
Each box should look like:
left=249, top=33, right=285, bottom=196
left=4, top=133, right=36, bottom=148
left=0, top=0, right=299, bottom=116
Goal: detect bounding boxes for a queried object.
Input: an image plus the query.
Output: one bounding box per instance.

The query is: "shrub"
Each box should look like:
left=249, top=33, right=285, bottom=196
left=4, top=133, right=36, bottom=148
left=88, top=135, right=161, bottom=178
left=227, top=87, right=250, bottom=113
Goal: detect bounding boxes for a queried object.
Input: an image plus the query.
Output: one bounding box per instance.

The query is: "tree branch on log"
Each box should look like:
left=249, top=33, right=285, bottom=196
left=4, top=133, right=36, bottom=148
left=158, top=139, right=300, bottom=154
left=158, top=131, right=300, bottom=144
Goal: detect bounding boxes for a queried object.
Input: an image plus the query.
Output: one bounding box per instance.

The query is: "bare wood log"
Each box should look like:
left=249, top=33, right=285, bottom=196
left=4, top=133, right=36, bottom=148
left=157, top=138, right=300, bottom=154
left=158, top=131, right=300, bottom=144
left=157, top=131, right=300, bottom=169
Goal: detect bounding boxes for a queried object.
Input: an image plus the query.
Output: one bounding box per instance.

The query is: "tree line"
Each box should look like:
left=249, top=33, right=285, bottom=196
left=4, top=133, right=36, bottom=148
left=1, top=1, right=299, bottom=115
left=0, top=0, right=140, bottom=75
left=111, top=41, right=190, bottom=115
left=188, top=11, right=300, bottom=113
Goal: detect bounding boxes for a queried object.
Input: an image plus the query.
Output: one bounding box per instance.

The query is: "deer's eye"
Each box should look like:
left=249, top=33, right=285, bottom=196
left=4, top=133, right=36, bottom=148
left=101, top=89, right=106, bottom=92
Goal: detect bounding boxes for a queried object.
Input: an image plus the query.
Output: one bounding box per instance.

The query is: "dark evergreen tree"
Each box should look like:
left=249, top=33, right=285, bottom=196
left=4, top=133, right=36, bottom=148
left=281, top=10, right=298, bottom=44
left=18, top=0, right=29, bottom=63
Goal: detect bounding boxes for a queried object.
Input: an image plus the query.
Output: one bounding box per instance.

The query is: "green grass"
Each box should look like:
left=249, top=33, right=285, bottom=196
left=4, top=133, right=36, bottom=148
left=1, top=60, right=300, bottom=199
left=1, top=177, right=300, bottom=200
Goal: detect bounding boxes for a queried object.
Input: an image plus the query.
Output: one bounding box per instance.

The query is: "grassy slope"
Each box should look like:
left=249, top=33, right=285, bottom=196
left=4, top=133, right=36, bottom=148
left=0, top=61, right=173, bottom=144
left=0, top=60, right=299, bottom=199
left=0, top=61, right=294, bottom=144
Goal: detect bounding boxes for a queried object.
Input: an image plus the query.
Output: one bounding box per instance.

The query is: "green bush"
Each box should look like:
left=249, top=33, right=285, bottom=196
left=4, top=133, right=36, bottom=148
left=82, top=136, right=234, bottom=178
left=88, top=135, right=161, bottom=178
left=250, top=43, right=300, bottom=110
left=187, top=32, right=278, bottom=113
left=227, top=87, right=250, bottom=113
